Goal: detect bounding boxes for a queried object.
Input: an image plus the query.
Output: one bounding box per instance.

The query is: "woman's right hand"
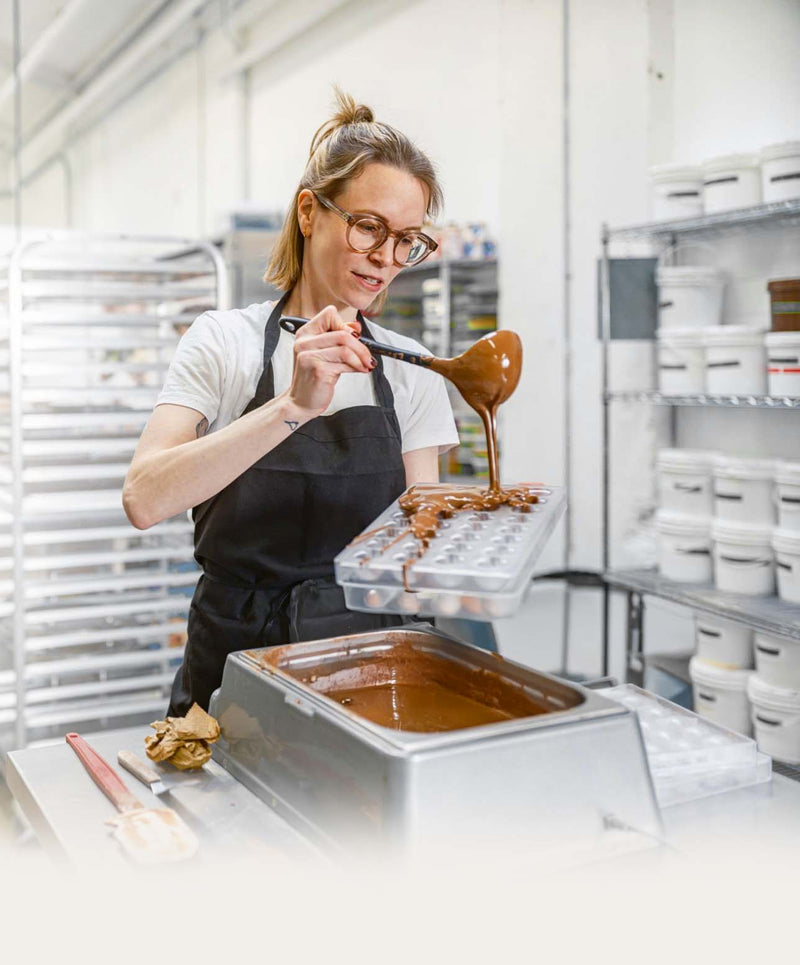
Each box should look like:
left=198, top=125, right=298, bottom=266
left=286, top=305, right=375, bottom=415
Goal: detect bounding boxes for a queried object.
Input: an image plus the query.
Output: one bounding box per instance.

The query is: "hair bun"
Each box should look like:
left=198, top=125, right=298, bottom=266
left=308, top=87, right=375, bottom=157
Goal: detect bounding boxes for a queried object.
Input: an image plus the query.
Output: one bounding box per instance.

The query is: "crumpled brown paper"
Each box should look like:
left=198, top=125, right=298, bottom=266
left=145, top=702, right=221, bottom=770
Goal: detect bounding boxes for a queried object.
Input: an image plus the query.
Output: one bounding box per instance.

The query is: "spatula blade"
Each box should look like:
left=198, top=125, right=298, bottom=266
left=106, top=808, right=199, bottom=864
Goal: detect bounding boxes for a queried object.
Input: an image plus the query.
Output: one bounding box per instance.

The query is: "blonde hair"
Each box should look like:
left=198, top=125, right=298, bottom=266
left=265, top=89, right=443, bottom=312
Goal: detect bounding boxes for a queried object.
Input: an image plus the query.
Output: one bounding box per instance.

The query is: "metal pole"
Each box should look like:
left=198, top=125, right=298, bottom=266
left=10, top=0, right=27, bottom=748
left=600, top=225, right=612, bottom=677
left=559, top=0, right=572, bottom=675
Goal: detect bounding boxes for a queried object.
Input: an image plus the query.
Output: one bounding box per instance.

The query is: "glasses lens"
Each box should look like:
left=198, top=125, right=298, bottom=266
left=395, top=233, right=432, bottom=266
left=348, top=217, right=387, bottom=252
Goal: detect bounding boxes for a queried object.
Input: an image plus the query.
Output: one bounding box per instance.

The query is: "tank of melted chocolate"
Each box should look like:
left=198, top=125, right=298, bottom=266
left=210, top=627, right=663, bottom=858
left=260, top=636, right=567, bottom=733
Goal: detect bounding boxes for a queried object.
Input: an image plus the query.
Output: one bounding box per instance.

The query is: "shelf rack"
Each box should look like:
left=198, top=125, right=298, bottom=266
left=0, top=232, right=229, bottom=752
left=606, top=569, right=800, bottom=684
left=599, top=199, right=800, bottom=679
left=605, top=392, right=800, bottom=409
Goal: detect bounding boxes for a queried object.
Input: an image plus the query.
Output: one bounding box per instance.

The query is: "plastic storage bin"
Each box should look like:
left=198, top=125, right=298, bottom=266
left=775, top=461, right=800, bottom=531
left=748, top=675, right=800, bottom=764
left=754, top=631, right=800, bottom=689
left=649, top=164, right=704, bottom=220
left=760, top=141, right=800, bottom=203
left=702, top=153, right=761, bottom=213
left=772, top=528, right=800, bottom=603
left=657, top=329, right=705, bottom=394
left=656, top=511, right=712, bottom=583
left=766, top=332, right=800, bottom=396
left=703, top=327, right=767, bottom=395
left=695, top=613, right=753, bottom=669
left=690, top=656, right=752, bottom=735
left=656, top=448, right=715, bottom=516
left=712, top=456, right=776, bottom=525
left=712, top=519, right=775, bottom=596
left=767, top=279, right=800, bottom=333
left=656, top=266, right=723, bottom=330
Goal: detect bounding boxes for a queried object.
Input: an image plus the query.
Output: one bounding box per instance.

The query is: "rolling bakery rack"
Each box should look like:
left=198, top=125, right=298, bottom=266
left=0, top=233, right=228, bottom=753
left=600, top=198, right=800, bottom=684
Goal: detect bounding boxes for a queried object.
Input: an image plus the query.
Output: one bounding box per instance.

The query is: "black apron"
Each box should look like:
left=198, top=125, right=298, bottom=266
left=168, top=294, right=408, bottom=715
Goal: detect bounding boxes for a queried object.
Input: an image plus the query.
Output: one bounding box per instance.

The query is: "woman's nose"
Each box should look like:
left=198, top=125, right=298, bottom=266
left=369, top=236, right=394, bottom=267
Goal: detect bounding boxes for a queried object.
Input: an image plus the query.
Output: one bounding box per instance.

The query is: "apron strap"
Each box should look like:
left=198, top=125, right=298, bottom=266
left=248, top=299, right=398, bottom=412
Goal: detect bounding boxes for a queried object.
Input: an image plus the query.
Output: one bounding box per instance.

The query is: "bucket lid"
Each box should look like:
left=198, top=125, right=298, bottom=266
left=702, top=152, right=760, bottom=174
left=773, top=527, right=800, bottom=554
left=702, top=325, right=766, bottom=347
left=690, top=655, right=751, bottom=692
left=767, top=277, right=800, bottom=295
left=714, top=455, right=776, bottom=481
left=748, top=673, right=800, bottom=712
left=775, top=461, right=800, bottom=486
left=656, top=448, right=716, bottom=472
left=657, top=328, right=706, bottom=346
left=760, top=141, right=800, bottom=163
left=649, top=163, right=703, bottom=182
left=656, top=266, right=722, bottom=286
left=656, top=510, right=711, bottom=536
left=711, top=518, right=774, bottom=544
left=766, top=331, right=800, bottom=347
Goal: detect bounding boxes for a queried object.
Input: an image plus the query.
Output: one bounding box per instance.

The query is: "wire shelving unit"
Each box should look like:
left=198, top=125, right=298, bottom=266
left=0, top=232, right=229, bottom=751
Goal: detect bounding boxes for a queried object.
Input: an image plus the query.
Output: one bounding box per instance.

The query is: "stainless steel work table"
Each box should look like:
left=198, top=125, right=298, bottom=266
left=5, top=725, right=319, bottom=868
left=7, top=724, right=800, bottom=868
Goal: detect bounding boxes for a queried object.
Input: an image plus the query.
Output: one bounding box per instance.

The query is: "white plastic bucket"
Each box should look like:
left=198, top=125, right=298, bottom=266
left=656, top=511, right=712, bottom=583
left=695, top=613, right=753, bottom=669
left=775, top=461, right=800, bottom=532
left=712, top=456, right=776, bottom=525
left=760, top=141, right=800, bottom=204
left=690, top=656, right=752, bottom=735
left=657, top=328, right=705, bottom=394
left=702, top=153, right=761, bottom=213
left=748, top=675, right=800, bottom=764
left=649, top=164, right=704, bottom=220
left=703, top=327, right=767, bottom=395
left=765, top=332, right=800, bottom=396
left=754, top=631, right=800, bottom=689
left=656, top=267, right=723, bottom=330
left=712, top=519, right=774, bottom=596
left=772, top=528, right=800, bottom=604
left=656, top=449, right=715, bottom=516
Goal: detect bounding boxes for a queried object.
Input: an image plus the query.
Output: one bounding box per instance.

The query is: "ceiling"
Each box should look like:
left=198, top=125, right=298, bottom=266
left=0, top=0, right=254, bottom=162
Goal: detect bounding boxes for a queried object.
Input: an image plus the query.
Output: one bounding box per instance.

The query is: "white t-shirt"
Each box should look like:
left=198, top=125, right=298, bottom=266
left=155, top=301, right=459, bottom=455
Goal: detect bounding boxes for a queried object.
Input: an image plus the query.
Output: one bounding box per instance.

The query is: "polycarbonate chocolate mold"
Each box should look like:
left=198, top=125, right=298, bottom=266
left=334, top=484, right=566, bottom=620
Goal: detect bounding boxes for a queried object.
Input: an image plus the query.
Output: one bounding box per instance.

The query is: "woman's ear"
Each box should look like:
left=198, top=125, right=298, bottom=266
left=297, top=189, right=315, bottom=237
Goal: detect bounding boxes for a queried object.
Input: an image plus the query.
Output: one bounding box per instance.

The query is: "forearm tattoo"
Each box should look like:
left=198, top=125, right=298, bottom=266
left=284, top=420, right=299, bottom=431
left=195, top=417, right=209, bottom=438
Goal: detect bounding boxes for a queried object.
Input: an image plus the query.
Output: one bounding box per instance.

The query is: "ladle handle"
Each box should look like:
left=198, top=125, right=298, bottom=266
left=280, top=316, right=435, bottom=369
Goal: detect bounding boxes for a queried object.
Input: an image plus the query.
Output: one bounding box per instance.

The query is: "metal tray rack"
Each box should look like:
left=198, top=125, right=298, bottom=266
left=0, top=233, right=229, bottom=751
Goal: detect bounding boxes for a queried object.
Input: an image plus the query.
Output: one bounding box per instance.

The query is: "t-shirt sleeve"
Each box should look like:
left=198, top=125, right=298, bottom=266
left=155, top=312, right=226, bottom=424
left=401, top=366, right=460, bottom=455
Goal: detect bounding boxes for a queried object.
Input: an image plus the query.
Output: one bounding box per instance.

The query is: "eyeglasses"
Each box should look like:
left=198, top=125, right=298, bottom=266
left=312, top=191, right=438, bottom=267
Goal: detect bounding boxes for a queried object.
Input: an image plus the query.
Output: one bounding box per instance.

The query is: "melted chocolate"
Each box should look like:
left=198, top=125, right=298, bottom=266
left=352, top=329, right=532, bottom=588
left=424, top=330, right=522, bottom=493
left=258, top=638, right=553, bottom=733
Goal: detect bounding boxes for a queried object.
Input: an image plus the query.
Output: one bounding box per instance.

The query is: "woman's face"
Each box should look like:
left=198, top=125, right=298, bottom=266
left=299, top=163, right=429, bottom=313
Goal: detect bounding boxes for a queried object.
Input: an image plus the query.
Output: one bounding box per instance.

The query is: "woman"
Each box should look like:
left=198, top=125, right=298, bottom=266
left=123, top=92, right=458, bottom=714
